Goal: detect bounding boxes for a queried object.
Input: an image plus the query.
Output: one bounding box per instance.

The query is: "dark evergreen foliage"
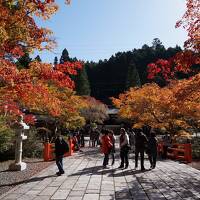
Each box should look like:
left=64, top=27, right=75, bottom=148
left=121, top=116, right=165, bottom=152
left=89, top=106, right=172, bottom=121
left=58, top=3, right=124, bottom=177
left=86, top=40, right=182, bottom=104
left=74, top=67, right=91, bottom=96
left=60, top=48, right=71, bottom=63
left=126, top=61, right=141, bottom=89
left=54, top=56, right=58, bottom=67
left=16, top=52, right=32, bottom=69
left=57, top=39, right=182, bottom=104
left=34, top=55, right=42, bottom=62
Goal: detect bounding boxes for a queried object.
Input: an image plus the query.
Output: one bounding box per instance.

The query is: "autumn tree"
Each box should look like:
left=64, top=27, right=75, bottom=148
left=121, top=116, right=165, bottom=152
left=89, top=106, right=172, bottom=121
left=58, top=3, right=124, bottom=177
left=147, top=0, right=200, bottom=85
left=112, top=77, right=200, bottom=135
left=176, top=0, right=200, bottom=52
left=80, top=97, right=108, bottom=124
left=0, top=0, right=85, bottom=132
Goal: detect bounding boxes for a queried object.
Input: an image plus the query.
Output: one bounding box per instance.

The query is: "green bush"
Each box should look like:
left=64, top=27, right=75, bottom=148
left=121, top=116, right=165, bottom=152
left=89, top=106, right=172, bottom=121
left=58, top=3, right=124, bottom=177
left=23, top=128, right=44, bottom=158
left=0, top=117, right=15, bottom=153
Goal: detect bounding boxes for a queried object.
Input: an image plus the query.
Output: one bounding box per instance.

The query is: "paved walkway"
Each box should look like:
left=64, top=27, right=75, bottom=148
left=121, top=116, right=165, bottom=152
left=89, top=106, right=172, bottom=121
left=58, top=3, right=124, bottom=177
left=1, top=148, right=200, bottom=200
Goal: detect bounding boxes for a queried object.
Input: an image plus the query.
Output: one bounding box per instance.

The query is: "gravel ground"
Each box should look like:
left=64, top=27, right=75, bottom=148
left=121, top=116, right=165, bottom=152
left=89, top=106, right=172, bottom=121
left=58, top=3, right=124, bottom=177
left=0, top=158, right=53, bottom=196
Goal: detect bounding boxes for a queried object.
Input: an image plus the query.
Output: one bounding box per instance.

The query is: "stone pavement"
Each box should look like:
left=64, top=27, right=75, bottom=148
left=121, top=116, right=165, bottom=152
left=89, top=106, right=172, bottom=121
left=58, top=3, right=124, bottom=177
left=1, top=148, right=200, bottom=200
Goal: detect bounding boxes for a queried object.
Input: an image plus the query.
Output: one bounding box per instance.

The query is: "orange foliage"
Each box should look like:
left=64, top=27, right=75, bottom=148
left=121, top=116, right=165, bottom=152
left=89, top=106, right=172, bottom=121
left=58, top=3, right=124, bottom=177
left=0, top=0, right=86, bottom=129
left=113, top=75, right=200, bottom=134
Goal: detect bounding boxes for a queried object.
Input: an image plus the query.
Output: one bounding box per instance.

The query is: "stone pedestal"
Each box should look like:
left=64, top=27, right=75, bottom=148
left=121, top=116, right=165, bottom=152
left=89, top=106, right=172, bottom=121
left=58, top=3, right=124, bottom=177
left=9, top=162, right=27, bottom=171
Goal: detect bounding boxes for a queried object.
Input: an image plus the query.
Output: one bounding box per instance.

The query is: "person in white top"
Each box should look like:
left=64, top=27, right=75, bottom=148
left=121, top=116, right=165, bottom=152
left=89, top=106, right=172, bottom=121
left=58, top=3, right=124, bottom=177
left=118, top=128, right=130, bottom=169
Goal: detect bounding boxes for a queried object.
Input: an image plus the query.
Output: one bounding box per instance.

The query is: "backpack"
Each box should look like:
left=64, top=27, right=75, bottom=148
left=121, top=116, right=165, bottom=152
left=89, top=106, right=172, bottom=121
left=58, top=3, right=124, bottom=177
left=62, top=139, right=69, bottom=153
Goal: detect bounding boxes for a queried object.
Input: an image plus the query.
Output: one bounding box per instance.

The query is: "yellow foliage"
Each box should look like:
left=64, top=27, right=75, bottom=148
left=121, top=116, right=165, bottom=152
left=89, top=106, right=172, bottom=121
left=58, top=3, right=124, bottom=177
left=113, top=74, right=200, bottom=134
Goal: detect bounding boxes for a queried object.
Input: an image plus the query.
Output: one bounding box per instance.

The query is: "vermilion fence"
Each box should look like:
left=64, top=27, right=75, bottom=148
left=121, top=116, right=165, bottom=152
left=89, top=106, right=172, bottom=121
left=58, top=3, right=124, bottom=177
left=43, top=138, right=74, bottom=161
left=167, top=143, right=192, bottom=163
left=158, top=143, right=192, bottom=163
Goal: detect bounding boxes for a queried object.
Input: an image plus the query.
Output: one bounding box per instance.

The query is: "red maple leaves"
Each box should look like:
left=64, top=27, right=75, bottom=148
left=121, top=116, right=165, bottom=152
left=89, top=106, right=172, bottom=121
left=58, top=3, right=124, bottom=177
left=147, top=50, right=200, bottom=82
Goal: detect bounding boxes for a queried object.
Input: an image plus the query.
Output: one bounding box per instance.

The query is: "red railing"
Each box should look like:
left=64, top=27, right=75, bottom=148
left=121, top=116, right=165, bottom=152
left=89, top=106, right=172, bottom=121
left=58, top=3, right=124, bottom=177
left=167, top=143, right=192, bottom=163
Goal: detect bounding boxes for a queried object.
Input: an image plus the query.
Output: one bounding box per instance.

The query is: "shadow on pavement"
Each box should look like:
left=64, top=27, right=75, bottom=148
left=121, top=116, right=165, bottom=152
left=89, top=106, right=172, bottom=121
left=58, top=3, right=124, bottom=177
left=69, top=164, right=147, bottom=177
left=75, top=148, right=102, bottom=159
left=0, top=175, right=56, bottom=187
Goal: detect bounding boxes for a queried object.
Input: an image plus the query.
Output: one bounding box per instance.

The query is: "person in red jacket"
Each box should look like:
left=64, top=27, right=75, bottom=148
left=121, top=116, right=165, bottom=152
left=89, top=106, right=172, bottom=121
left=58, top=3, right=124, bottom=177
left=101, top=129, right=113, bottom=168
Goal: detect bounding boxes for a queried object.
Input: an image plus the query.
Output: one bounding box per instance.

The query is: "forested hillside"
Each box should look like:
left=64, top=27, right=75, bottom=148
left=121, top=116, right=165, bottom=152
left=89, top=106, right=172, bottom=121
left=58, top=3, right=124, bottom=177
left=46, top=38, right=183, bottom=104
left=84, top=39, right=182, bottom=104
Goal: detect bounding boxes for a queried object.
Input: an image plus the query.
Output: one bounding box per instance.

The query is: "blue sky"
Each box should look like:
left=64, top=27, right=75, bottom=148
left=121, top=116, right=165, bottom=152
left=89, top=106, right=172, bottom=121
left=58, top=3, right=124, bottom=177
left=33, top=0, right=187, bottom=63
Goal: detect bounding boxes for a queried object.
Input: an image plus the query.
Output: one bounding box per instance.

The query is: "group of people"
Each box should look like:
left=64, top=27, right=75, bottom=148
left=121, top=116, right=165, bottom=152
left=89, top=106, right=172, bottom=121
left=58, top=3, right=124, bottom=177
left=100, top=128, right=158, bottom=171
left=53, top=126, right=158, bottom=176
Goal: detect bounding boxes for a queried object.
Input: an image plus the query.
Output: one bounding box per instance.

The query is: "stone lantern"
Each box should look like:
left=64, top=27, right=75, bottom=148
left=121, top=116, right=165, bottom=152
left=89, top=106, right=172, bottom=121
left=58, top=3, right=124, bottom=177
left=9, top=116, right=29, bottom=171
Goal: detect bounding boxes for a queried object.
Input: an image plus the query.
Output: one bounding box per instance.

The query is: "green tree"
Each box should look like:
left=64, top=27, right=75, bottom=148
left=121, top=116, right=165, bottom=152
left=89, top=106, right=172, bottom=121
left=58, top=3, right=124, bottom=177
left=34, top=55, right=42, bottom=62
left=16, top=52, right=32, bottom=69
left=60, top=48, right=70, bottom=63
left=0, top=116, right=14, bottom=153
left=126, top=61, right=141, bottom=89
left=54, top=56, right=58, bottom=67
left=74, top=67, right=91, bottom=96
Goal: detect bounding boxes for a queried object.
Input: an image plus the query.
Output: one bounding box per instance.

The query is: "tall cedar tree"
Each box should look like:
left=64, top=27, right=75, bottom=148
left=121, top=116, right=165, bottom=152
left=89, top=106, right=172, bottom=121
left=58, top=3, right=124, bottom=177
left=16, top=52, right=32, bottom=69
left=59, top=49, right=91, bottom=96
left=60, top=48, right=70, bottom=63
left=74, top=67, right=91, bottom=96
left=35, top=55, right=42, bottom=62
left=54, top=56, right=58, bottom=67
left=126, top=61, right=141, bottom=89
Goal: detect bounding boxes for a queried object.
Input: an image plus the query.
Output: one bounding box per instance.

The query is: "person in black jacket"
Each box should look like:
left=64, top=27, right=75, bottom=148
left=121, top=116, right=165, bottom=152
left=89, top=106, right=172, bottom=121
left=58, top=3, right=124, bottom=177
left=148, top=131, right=158, bottom=169
left=134, top=129, right=148, bottom=171
left=55, top=135, right=69, bottom=176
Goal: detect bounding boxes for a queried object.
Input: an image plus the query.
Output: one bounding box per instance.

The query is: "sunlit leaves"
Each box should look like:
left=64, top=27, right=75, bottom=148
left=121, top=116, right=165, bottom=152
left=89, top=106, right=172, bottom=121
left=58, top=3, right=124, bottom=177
left=0, top=0, right=87, bottom=131
left=113, top=75, right=200, bottom=134
left=176, top=0, right=200, bottom=52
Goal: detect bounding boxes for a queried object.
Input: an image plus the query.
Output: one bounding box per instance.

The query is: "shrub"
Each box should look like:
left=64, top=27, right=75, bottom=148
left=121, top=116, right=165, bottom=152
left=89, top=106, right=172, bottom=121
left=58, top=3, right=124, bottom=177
left=0, top=117, right=15, bottom=154
left=23, top=128, right=44, bottom=158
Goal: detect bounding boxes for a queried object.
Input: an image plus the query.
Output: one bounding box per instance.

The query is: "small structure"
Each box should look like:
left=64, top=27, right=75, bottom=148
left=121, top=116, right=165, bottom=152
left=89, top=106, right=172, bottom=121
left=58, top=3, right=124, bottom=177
left=9, top=116, right=29, bottom=171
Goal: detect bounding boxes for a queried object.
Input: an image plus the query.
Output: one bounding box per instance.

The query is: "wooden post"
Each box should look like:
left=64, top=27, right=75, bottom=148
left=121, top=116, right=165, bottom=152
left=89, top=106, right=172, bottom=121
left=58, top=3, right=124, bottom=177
left=44, top=143, right=52, bottom=161
left=185, top=144, right=192, bottom=163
